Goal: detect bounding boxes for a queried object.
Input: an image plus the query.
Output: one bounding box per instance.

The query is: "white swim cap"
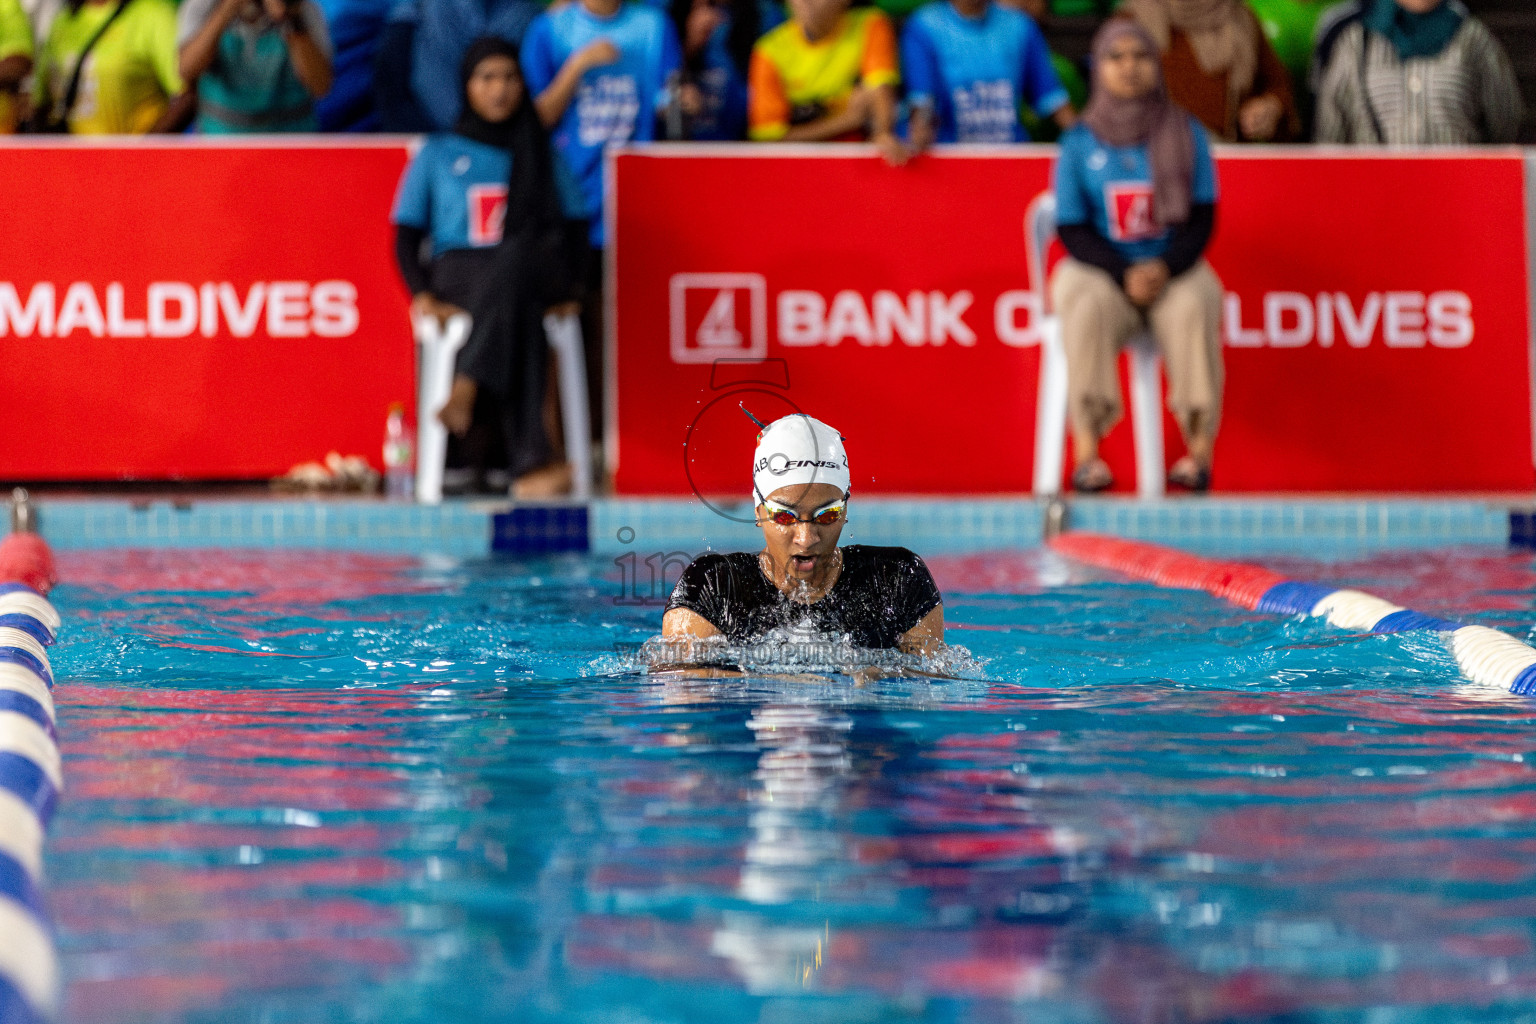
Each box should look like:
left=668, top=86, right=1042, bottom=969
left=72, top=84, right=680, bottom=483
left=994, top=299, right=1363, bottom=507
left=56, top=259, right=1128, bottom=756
left=751, top=414, right=850, bottom=505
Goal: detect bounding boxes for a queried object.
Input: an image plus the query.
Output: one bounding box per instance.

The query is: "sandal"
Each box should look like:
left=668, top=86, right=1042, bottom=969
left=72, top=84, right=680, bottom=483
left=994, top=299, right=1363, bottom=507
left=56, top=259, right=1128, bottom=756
left=1167, top=456, right=1210, bottom=492
left=1071, top=458, right=1113, bottom=494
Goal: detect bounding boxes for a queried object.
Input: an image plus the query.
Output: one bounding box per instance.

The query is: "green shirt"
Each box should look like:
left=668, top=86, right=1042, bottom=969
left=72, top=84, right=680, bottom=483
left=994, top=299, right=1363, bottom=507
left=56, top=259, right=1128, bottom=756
left=0, top=0, right=33, bottom=132
left=39, top=0, right=184, bottom=134
left=0, top=0, right=31, bottom=62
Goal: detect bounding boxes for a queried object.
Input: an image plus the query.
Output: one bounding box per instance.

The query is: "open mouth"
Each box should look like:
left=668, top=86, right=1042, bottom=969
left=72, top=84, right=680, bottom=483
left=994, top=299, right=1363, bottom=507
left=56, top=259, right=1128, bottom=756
left=789, top=554, right=820, bottom=572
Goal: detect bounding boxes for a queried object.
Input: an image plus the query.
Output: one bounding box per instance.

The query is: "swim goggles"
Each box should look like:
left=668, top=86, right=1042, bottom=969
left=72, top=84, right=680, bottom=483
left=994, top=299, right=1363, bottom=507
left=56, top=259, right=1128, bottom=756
left=756, top=494, right=848, bottom=527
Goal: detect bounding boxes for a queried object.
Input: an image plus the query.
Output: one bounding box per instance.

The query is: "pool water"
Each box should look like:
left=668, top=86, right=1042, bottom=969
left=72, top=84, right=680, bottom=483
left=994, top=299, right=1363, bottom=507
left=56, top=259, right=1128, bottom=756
left=46, top=546, right=1536, bottom=1023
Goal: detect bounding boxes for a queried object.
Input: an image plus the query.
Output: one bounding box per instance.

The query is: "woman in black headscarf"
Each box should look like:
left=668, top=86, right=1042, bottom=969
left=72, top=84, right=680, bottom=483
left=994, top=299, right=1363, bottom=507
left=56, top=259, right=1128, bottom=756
left=430, top=37, right=583, bottom=498
left=392, top=37, right=528, bottom=328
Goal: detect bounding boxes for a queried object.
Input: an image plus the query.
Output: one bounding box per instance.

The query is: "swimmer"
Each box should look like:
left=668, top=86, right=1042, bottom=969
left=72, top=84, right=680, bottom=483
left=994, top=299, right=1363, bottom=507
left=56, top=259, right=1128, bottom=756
left=661, top=414, right=945, bottom=658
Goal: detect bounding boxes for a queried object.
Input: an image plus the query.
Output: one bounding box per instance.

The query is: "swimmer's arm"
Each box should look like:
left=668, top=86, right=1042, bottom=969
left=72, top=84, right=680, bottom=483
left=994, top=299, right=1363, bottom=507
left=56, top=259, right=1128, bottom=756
left=662, top=607, right=721, bottom=639
left=656, top=608, right=740, bottom=677
left=847, top=606, right=947, bottom=686
left=899, top=604, right=946, bottom=657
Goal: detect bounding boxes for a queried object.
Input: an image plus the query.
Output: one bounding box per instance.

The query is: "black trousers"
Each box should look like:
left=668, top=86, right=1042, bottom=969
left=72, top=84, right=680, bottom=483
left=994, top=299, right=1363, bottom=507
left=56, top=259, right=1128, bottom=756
left=453, top=225, right=584, bottom=479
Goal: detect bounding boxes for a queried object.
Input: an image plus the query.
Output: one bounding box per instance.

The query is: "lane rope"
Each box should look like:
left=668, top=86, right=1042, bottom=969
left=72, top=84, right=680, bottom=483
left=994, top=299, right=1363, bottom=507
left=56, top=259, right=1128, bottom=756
left=0, top=510, right=61, bottom=1024
left=1049, top=532, right=1536, bottom=693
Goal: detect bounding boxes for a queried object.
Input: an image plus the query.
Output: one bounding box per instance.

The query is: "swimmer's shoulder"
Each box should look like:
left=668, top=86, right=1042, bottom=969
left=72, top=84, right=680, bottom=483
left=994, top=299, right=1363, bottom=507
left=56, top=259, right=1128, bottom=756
left=842, top=544, right=929, bottom=570
left=842, top=545, right=941, bottom=601
left=666, top=550, right=760, bottom=610
left=680, top=550, right=758, bottom=575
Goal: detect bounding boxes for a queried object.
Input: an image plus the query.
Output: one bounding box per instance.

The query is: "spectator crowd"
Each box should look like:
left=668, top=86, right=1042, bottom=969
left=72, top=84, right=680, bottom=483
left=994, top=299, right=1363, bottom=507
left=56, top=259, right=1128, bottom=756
left=0, top=0, right=1522, bottom=496
left=0, top=0, right=1519, bottom=143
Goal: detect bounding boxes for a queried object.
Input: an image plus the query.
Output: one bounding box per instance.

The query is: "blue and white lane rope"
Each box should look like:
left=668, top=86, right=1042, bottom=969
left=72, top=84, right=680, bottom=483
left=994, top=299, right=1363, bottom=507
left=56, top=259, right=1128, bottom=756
left=1050, top=533, right=1536, bottom=695
left=0, top=582, right=61, bottom=1024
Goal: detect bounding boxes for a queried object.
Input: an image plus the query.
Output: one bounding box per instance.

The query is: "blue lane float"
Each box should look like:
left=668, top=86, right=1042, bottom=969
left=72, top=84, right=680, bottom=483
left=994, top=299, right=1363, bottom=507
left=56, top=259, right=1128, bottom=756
left=0, top=572, right=61, bottom=1023
left=1050, top=532, right=1536, bottom=695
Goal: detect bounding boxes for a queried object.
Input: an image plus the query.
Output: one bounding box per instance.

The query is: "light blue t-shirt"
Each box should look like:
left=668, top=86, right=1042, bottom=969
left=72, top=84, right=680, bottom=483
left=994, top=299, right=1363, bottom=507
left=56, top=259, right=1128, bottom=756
left=901, top=1, right=1068, bottom=143
left=521, top=1, right=681, bottom=246
left=1053, top=119, right=1219, bottom=263
left=392, top=134, right=513, bottom=256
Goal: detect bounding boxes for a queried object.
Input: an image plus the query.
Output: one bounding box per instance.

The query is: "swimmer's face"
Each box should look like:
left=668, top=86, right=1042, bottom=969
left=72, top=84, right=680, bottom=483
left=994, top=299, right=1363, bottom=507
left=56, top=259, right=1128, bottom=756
left=759, top=482, right=846, bottom=581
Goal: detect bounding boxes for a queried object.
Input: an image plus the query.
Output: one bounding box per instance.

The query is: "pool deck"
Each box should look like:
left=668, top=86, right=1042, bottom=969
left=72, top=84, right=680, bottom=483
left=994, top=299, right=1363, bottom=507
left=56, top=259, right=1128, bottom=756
left=11, top=493, right=1536, bottom=557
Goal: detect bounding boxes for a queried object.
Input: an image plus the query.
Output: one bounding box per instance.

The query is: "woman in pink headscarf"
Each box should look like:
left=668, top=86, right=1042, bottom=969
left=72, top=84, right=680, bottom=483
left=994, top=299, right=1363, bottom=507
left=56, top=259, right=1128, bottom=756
left=1050, top=18, right=1224, bottom=493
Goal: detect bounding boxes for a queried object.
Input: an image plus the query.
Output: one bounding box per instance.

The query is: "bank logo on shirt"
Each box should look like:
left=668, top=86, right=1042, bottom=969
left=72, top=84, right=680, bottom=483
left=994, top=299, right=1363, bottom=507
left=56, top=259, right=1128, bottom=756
left=577, top=75, right=642, bottom=148
left=669, top=273, right=767, bottom=363
left=467, top=184, right=509, bottom=247
left=1105, top=184, right=1160, bottom=242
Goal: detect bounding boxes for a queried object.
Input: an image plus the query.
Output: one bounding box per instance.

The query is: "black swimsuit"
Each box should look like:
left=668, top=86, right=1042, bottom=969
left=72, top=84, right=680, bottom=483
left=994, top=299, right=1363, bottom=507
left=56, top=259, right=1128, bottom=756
left=664, top=545, right=942, bottom=649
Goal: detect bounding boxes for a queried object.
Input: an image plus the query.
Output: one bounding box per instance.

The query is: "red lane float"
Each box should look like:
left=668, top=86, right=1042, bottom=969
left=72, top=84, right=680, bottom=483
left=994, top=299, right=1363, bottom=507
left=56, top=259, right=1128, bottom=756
left=1048, top=531, right=1536, bottom=695
left=1048, top=532, right=1284, bottom=611
left=0, top=533, right=56, bottom=596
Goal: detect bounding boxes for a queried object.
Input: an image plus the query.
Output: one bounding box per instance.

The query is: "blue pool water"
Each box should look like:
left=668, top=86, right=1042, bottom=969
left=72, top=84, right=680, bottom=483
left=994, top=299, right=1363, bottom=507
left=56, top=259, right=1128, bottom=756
left=45, top=546, right=1536, bottom=1023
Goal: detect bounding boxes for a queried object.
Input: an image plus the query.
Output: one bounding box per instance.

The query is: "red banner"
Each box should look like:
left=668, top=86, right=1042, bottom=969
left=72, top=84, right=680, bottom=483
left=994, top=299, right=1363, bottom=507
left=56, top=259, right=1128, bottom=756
left=0, top=139, right=416, bottom=480
left=611, top=147, right=1534, bottom=495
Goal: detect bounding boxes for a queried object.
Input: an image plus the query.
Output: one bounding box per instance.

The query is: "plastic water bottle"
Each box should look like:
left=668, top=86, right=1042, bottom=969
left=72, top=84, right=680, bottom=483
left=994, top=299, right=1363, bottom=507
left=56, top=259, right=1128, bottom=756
left=383, top=403, right=415, bottom=499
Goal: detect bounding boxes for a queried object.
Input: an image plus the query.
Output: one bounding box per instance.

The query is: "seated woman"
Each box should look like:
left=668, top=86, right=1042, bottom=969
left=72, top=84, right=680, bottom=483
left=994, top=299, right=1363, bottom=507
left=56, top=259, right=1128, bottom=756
left=662, top=414, right=945, bottom=655
left=1120, top=0, right=1299, bottom=143
left=392, top=38, right=521, bottom=343
left=394, top=37, right=579, bottom=496
left=1051, top=19, right=1223, bottom=493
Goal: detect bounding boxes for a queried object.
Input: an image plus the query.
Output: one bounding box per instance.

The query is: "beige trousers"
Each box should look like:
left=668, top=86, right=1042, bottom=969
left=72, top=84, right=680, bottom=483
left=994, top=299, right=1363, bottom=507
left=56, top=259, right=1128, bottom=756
left=1049, top=258, right=1225, bottom=441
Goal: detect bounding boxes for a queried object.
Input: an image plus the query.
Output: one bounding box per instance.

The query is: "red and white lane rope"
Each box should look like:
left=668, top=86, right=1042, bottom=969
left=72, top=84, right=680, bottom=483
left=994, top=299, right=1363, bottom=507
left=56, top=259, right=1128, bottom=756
left=1049, top=532, right=1536, bottom=695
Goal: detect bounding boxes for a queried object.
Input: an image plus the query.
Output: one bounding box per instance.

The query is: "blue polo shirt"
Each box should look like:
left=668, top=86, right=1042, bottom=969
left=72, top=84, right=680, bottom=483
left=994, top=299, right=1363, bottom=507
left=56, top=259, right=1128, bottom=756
left=1053, top=119, right=1218, bottom=263
left=521, top=1, right=681, bottom=246
left=901, top=1, right=1068, bottom=143
left=392, top=134, right=513, bottom=256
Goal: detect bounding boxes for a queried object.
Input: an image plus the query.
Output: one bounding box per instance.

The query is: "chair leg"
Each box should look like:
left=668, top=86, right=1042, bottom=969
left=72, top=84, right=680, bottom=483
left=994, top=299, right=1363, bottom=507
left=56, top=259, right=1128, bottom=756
left=1033, top=315, right=1068, bottom=496
left=544, top=310, right=592, bottom=499
left=414, top=313, right=471, bottom=505
left=1128, top=340, right=1165, bottom=499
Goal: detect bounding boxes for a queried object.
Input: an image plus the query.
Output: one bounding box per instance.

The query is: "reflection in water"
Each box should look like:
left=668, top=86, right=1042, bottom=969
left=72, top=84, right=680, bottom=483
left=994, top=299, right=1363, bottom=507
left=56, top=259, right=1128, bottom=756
left=714, top=705, right=851, bottom=994
left=43, top=547, right=1536, bottom=1022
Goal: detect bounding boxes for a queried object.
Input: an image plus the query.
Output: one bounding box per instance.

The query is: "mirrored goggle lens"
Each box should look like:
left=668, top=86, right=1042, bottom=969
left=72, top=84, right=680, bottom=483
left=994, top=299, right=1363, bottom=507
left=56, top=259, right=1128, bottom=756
left=762, top=501, right=846, bottom=526
left=811, top=504, right=845, bottom=525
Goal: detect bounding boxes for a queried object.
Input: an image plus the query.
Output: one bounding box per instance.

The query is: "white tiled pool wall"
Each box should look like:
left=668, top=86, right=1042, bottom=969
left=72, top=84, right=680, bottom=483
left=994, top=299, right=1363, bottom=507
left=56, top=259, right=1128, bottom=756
left=15, top=497, right=1528, bottom=557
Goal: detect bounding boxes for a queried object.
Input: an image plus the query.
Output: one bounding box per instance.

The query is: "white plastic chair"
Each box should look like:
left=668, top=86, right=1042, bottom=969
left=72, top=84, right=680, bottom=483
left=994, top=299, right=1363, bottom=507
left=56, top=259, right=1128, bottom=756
left=1025, top=193, right=1165, bottom=499
left=412, top=309, right=593, bottom=504
left=414, top=312, right=472, bottom=505
left=542, top=308, right=593, bottom=500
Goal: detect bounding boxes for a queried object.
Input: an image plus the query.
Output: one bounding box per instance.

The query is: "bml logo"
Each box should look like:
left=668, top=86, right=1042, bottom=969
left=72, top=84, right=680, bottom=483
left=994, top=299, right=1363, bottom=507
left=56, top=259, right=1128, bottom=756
left=669, top=273, right=767, bottom=363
